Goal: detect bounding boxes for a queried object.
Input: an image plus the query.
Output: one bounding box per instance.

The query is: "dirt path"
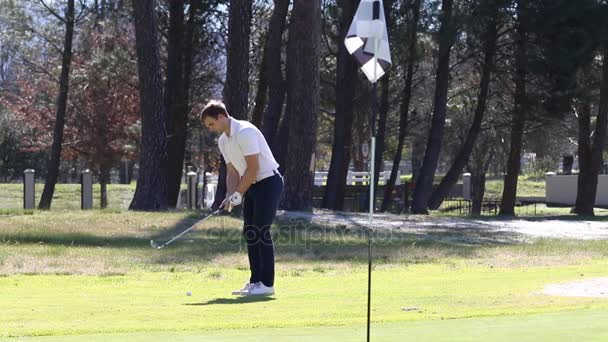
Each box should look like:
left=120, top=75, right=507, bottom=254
left=277, top=209, right=608, bottom=244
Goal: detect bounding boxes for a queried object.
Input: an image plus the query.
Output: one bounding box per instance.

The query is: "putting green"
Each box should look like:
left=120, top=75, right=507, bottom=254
left=4, top=309, right=608, bottom=341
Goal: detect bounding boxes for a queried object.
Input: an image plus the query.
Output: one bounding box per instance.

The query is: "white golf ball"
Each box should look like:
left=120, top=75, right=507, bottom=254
left=186, top=291, right=192, bottom=296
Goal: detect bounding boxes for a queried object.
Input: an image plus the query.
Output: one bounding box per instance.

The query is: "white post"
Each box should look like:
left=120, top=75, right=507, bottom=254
left=81, top=169, right=93, bottom=209
left=23, top=169, right=35, bottom=210
left=187, top=170, right=198, bottom=210
left=463, top=173, right=471, bottom=200
left=545, top=172, right=556, bottom=203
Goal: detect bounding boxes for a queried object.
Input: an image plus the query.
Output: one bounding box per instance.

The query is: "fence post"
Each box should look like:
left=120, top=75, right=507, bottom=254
left=81, top=169, right=93, bottom=210
left=463, top=173, right=472, bottom=200
left=545, top=172, right=556, bottom=204
left=23, top=169, right=35, bottom=210
left=187, top=169, right=198, bottom=210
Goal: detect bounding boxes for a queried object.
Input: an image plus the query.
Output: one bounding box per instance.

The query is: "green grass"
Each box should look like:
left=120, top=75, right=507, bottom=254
left=2, top=210, right=608, bottom=339
left=6, top=310, right=608, bottom=341
left=2, top=265, right=608, bottom=338
left=484, top=176, right=546, bottom=198
left=0, top=183, right=137, bottom=210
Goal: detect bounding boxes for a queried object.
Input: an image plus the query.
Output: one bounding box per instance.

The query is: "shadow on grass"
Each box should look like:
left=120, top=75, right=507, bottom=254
left=184, top=296, right=276, bottom=306
left=0, top=211, right=530, bottom=265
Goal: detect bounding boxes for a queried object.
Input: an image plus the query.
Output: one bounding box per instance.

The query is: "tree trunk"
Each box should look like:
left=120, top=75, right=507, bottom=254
left=322, top=0, right=359, bottom=211
left=471, top=170, right=486, bottom=215
left=274, top=110, right=290, bottom=175
left=280, top=0, right=321, bottom=210
left=213, top=0, right=253, bottom=209
left=223, top=0, right=252, bottom=118
left=165, top=0, right=186, bottom=208
left=574, top=47, right=608, bottom=216
left=574, top=98, right=592, bottom=214
left=428, top=0, right=499, bottom=210
left=38, top=0, right=75, bottom=210
left=99, top=162, right=110, bottom=209
left=250, top=49, right=268, bottom=127
left=499, top=0, right=529, bottom=216
left=411, top=0, right=455, bottom=214
left=380, top=0, right=421, bottom=212
left=261, top=0, right=290, bottom=152
left=129, top=0, right=169, bottom=211
left=471, top=142, right=494, bottom=215
left=182, top=0, right=201, bottom=165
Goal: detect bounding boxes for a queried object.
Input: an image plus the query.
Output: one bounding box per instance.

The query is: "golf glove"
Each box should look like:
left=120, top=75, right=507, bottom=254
left=223, top=191, right=243, bottom=212
left=229, top=192, right=243, bottom=206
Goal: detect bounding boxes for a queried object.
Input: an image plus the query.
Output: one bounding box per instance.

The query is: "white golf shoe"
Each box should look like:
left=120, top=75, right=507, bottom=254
left=243, top=282, right=275, bottom=296
left=232, top=282, right=254, bottom=296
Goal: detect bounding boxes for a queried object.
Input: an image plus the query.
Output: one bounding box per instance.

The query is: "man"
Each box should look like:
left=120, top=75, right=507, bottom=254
left=201, top=100, right=283, bottom=296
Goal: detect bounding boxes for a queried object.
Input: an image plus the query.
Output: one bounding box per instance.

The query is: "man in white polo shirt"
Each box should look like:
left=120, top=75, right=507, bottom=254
left=200, top=100, right=283, bottom=296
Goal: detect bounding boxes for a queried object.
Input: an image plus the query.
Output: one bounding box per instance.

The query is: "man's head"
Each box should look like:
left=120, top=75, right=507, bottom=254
left=200, top=100, right=230, bottom=134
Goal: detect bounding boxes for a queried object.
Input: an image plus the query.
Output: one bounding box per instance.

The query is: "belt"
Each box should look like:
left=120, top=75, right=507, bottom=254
left=253, top=169, right=280, bottom=184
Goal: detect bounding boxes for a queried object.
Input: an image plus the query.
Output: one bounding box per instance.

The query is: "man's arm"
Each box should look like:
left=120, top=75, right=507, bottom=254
left=235, top=154, right=259, bottom=195
left=226, top=162, right=240, bottom=195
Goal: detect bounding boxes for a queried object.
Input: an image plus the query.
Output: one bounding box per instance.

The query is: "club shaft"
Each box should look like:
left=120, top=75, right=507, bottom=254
left=161, top=209, right=221, bottom=247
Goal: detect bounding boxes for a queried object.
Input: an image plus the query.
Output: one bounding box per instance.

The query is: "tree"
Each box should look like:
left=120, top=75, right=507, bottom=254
left=130, top=0, right=170, bottom=211
left=428, top=0, right=502, bottom=210
left=164, top=0, right=187, bottom=208
left=260, top=0, right=290, bottom=151
left=281, top=0, right=321, bottom=210
left=212, top=0, right=253, bottom=210
left=322, top=0, right=359, bottom=211
left=380, top=0, right=421, bottom=212
left=38, top=0, right=76, bottom=210
left=574, top=46, right=608, bottom=215
left=68, top=23, right=140, bottom=208
left=498, top=0, right=529, bottom=216
left=411, top=0, right=457, bottom=214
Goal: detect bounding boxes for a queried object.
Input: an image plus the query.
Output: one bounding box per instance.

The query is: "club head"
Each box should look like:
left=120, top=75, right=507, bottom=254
left=150, top=240, right=163, bottom=249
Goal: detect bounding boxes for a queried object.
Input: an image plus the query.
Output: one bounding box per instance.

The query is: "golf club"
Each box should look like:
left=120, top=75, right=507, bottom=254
left=150, top=209, right=223, bottom=249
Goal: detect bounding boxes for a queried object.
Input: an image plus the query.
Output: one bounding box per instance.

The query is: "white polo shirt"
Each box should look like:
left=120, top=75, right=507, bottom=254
left=217, top=118, right=280, bottom=181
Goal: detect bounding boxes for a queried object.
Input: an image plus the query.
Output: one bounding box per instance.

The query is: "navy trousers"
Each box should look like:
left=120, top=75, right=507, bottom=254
left=242, top=171, right=283, bottom=287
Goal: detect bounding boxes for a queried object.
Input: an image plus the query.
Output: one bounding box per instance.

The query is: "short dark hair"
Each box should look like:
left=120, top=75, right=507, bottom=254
left=200, top=100, right=228, bottom=121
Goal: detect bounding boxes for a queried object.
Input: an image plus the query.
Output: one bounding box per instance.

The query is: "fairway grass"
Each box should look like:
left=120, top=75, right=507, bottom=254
left=2, top=210, right=608, bottom=339
left=2, top=262, right=608, bottom=337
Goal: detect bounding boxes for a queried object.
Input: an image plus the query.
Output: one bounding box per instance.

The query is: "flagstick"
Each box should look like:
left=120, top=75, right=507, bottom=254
left=367, top=35, right=380, bottom=342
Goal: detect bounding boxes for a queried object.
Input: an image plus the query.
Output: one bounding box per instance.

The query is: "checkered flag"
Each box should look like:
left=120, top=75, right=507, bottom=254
left=345, top=0, right=392, bottom=83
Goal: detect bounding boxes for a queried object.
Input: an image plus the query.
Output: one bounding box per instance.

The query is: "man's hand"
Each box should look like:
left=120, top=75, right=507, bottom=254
left=221, top=191, right=243, bottom=212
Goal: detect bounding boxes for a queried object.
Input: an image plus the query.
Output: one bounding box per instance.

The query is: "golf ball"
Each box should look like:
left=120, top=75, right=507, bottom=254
left=186, top=291, right=192, bottom=296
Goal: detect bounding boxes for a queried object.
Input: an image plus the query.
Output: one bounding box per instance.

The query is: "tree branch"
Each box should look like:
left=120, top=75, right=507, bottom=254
left=39, top=0, right=66, bottom=23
